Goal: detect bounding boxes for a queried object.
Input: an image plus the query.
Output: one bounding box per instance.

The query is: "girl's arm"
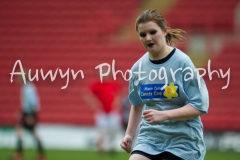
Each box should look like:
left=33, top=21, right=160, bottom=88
left=126, top=104, right=143, bottom=137
left=120, top=104, right=143, bottom=153
left=143, top=104, right=202, bottom=124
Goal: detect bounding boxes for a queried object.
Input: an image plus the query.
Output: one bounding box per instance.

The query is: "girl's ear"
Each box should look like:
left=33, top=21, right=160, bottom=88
left=163, top=28, right=168, bottom=36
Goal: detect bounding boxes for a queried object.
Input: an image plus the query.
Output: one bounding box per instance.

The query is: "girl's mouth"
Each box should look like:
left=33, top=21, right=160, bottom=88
left=148, top=43, right=154, bottom=47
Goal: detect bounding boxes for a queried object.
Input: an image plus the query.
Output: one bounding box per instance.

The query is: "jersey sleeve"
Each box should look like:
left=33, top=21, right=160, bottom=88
left=182, top=58, right=209, bottom=114
left=128, top=74, right=144, bottom=106
left=25, top=84, right=40, bottom=112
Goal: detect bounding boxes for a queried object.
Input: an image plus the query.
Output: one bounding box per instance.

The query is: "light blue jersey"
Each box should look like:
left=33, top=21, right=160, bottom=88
left=21, top=82, right=40, bottom=113
left=129, top=48, right=209, bottom=160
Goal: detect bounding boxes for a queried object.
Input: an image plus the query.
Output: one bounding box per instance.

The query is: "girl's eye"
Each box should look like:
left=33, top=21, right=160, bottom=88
left=140, top=33, right=146, bottom=37
left=150, top=30, right=156, bottom=35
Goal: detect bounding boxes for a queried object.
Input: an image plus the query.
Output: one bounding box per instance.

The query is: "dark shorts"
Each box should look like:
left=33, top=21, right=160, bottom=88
left=20, top=112, right=38, bottom=131
left=132, top=150, right=182, bottom=160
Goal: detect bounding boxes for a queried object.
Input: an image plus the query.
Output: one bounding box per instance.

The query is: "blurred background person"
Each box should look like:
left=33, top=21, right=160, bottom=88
left=82, top=67, right=122, bottom=155
left=12, top=71, right=45, bottom=160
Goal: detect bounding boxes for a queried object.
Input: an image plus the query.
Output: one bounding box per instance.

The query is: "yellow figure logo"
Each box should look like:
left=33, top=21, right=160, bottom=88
left=163, top=82, right=179, bottom=99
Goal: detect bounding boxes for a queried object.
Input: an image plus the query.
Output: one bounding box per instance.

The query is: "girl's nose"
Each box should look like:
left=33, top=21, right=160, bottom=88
left=146, top=34, right=151, bottom=41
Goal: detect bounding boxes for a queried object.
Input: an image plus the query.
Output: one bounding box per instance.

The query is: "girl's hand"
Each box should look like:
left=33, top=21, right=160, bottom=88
left=143, top=109, right=168, bottom=124
left=120, top=135, right=133, bottom=153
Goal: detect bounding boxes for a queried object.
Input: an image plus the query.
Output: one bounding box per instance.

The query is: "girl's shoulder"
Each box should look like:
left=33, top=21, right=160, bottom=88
left=173, top=48, right=194, bottom=65
left=130, top=52, right=148, bottom=71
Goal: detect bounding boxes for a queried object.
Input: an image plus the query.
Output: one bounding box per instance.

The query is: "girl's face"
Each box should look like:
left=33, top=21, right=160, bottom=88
left=138, top=21, right=167, bottom=55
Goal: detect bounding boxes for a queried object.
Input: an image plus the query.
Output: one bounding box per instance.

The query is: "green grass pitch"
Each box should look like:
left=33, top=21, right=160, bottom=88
left=0, top=149, right=240, bottom=160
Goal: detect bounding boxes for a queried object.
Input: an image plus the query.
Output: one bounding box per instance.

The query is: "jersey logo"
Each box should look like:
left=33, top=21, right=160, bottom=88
left=140, top=82, right=179, bottom=99
left=163, top=82, right=179, bottom=99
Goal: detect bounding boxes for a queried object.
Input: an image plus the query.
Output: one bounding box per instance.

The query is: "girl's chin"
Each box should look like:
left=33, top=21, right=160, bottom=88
left=148, top=49, right=158, bottom=55
left=147, top=46, right=162, bottom=54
